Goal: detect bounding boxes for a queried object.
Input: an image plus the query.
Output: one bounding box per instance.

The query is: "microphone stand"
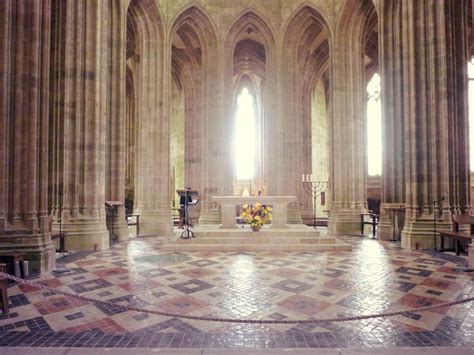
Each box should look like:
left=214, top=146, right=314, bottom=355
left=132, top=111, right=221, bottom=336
left=429, top=197, right=444, bottom=251
left=57, top=192, right=70, bottom=256
left=180, top=189, right=197, bottom=239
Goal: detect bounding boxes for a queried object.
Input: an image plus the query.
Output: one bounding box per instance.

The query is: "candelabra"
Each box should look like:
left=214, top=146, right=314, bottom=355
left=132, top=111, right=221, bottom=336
left=302, top=174, right=328, bottom=229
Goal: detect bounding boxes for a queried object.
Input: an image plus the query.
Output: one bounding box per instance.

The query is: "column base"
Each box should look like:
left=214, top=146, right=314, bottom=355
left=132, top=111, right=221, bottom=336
left=400, top=218, right=451, bottom=250
left=0, top=232, right=55, bottom=274
left=199, top=209, right=221, bottom=225
left=287, top=204, right=302, bottom=224
left=139, top=210, right=172, bottom=236
left=53, top=219, right=110, bottom=251
left=328, top=210, right=361, bottom=235
left=300, top=209, right=315, bottom=226
left=110, top=221, right=129, bottom=242
left=377, top=220, right=394, bottom=241
left=377, top=204, right=406, bottom=241
left=106, top=207, right=129, bottom=242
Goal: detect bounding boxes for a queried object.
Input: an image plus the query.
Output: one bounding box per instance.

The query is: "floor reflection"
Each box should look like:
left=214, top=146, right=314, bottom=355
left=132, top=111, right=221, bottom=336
left=0, top=234, right=472, bottom=349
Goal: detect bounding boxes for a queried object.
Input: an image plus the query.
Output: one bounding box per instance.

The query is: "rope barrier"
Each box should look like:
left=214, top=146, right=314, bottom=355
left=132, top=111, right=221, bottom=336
left=1, top=272, right=473, bottom=325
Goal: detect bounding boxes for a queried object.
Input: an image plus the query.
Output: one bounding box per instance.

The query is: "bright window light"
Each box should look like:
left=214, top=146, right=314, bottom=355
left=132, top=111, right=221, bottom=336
left=469, top=58, right=474, bottom=171
left=367, top=73, right=382, bottom=176
left=235, top=88, right=256, bottom=180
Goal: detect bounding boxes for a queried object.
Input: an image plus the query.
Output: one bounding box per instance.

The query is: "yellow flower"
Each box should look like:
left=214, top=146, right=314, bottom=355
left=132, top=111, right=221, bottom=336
left=240, top=202, right=272, bottom=228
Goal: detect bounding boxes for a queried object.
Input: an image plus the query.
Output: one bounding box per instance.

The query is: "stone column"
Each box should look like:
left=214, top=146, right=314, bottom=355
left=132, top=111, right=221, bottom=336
left=50, top=0, right=110, bottom=250
left=470, top=0, right=474, bottom=267
left=398, top=0, right=470, bottom=249
left=104, top=0, right=129, bottom=241
left=377, top=0, right=407, bottom=241
left=199, top=36, right=225, bottom=225
left=0, top=0, right=55, bottom=273
left=132, top=1, right=171, bottom=236
left=196, top=30, right=220, bottom=225
left=328, top=13, right=367, bottom=234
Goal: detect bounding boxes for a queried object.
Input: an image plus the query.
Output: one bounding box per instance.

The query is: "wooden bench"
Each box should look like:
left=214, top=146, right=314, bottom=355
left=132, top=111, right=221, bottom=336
left=0, top=263, right=9, bottom=314
left=438, top=214, right=474, bottom=255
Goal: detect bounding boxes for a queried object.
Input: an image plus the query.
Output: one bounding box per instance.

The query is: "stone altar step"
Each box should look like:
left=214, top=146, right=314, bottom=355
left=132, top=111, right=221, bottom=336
left=162, top=225, right=351, bottom=252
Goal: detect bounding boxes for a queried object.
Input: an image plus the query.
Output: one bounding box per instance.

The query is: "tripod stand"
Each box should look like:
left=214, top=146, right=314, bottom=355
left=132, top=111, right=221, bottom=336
left=105, top=202, right=121, bottom=243
left=428, top=197, right=444, bottom=251
left=56, top=192, right=71, bottom=256
left=302, top=176, right=328, bottom=229
left=179, top=189, right=195, bottom=239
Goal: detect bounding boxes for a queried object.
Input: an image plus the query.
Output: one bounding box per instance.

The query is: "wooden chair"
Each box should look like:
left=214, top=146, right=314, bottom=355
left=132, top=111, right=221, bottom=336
left=0, top=263, right=9, bottom=314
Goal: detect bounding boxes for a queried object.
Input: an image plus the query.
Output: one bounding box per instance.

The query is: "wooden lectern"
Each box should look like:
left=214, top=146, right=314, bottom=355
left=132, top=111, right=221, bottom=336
left=176, top=189, right=199, bottom=200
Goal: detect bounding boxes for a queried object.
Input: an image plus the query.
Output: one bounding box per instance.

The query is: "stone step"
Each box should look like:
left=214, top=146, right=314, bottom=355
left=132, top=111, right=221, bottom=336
left=163, top=225, right=351, bottom=252
left=161, top=243, right=351, bottom=252
left=166, top=236, right=339, bottom=245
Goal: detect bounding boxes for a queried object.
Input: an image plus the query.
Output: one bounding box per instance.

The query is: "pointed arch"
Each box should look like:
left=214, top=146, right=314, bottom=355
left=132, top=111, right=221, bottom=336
left=170, top=4, right=218, bottom=53
left=282, top=3, right=332, bottom=46
left=280, top=4, right=333, bottom=223
left=223, top=9, right=277, bottom=195
left=336, top=0, right=378, bottom=78
left=169, top=4, right=220, bottom=223
left=127, top=0, right=164, bottom=46
left=225, top=9, right=276, bottom=51
left=283, top=4, right=332, bottom=95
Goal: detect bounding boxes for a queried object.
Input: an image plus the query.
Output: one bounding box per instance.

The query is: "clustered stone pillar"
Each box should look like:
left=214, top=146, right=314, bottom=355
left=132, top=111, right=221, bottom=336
left=49, top=0, right=110, bottom=250
left=0, top=0, right=55, bottom=273
left=327, top=6, right=368, bottom=234
left=104, top=0, right=129, bottom=241
left=396, top=0, right=471, bottom=249
left=377, top=0, right=407, bottom=241
left=168, top=8, right=221, bottom=226
left=199, top=49, right=225, bottom=225
left=131, top=0, right=171, bottom=236
left=279, top=8, right=331, bottom=225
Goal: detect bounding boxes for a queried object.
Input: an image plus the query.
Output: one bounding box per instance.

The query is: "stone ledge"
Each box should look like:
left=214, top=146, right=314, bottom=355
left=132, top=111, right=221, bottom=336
left=163, top=225, right=351, bottom=252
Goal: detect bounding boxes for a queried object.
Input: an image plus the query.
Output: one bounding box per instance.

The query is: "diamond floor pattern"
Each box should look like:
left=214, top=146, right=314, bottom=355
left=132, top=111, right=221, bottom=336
left=0, top=231, right=472, bottom=349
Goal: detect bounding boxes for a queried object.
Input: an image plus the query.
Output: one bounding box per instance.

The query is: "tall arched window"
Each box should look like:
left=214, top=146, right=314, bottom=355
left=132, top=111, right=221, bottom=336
left=235, top=87, right=257, bottom=180
left=469, top=58, right=474, bottom=170
left=367, top=73, right=382, bottom=176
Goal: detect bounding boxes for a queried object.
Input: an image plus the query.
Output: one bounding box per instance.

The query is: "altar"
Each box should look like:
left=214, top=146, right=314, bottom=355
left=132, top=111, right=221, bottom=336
left=211, top=195, right=297, bottom=229
left=163, top=195, right=352, bottom=252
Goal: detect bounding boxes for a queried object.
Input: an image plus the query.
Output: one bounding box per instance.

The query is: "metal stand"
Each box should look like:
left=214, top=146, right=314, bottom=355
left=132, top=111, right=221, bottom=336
left=56, top=192, right=71, bottom=257
left=105, top=201, right=122, bottom=244
left=109, top=205, right=118, bottom=242
left=302, top=177, right=328, bottom=229
left=433, top=205, right=437, bottom=251
left=180, top=190, right=195, bottom=239
left=429, top=197, right=444, bottom=251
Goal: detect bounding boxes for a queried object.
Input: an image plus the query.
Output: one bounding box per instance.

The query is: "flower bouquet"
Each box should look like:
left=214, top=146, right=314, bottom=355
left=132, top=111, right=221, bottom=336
left=240, top=203, right=272, bottom=231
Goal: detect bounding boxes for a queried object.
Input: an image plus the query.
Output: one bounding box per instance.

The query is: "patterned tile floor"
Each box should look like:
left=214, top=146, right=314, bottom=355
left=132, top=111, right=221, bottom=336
left=0, top=232, right=473, bottom=349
